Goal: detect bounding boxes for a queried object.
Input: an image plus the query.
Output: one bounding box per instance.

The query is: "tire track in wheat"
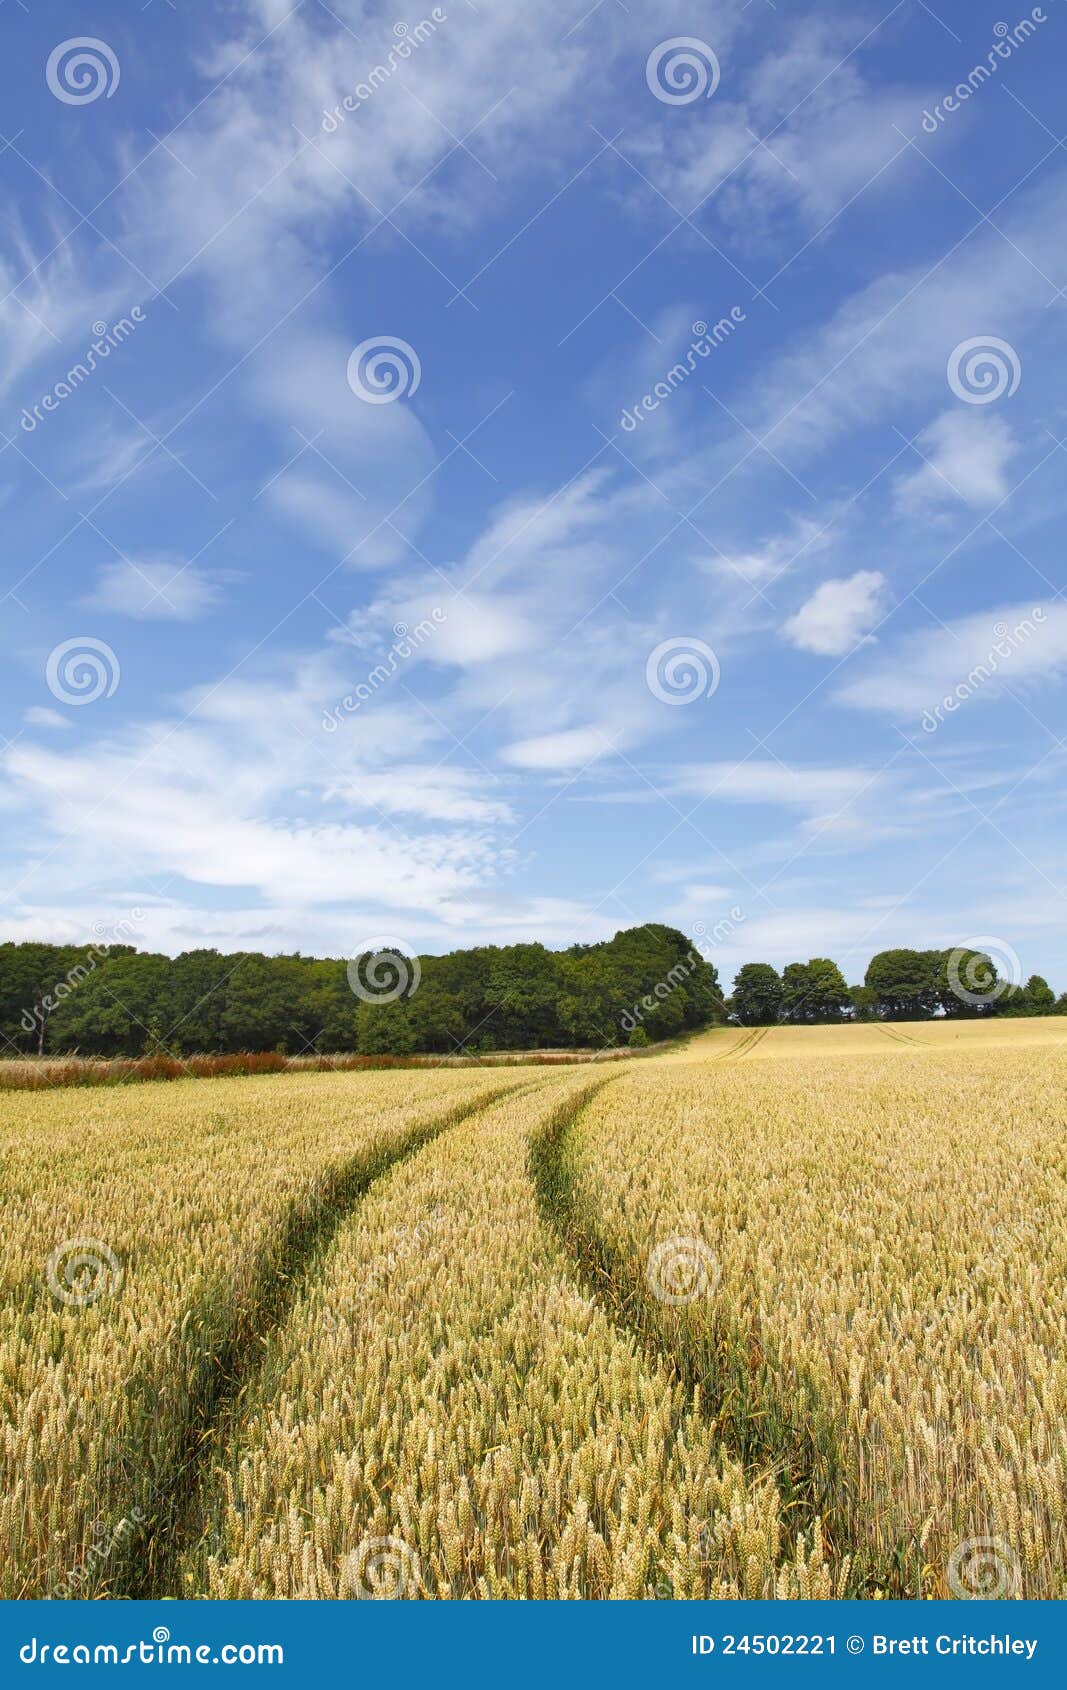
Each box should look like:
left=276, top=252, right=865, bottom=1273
left=706, top=1026, right=769, bottom=1063
left=120, top=1079, right=534, bottom=1597
left=528, top=1081, right=864, bottom=1593
left=875, top=1023, right=924, bottom=1049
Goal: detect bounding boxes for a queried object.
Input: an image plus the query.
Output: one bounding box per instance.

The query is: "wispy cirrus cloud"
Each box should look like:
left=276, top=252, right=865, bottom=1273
left=85, top=558, right=232, bottom=620
left=837, top=599, right=1067, bottom=718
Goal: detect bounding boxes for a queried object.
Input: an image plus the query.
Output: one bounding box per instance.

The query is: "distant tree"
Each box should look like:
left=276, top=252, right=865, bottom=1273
left=0, top=941, right=75, bottom=1054
left=1023, top=974, right=1056, bottom=1016
left=808, top=957, right=852, bottom=1022
left=302, top=959, right=359, bottom=1052
left=937, top=948, right=999, bottom=1017
left=217, top=955, right=315, bottom=1053
left=406, top=971, right=468, bottom=1053
left=996, top=983, right=1027, bottom=1017
left=627, top=1026, right=650, bottom=1048
left=483, top=944, right=565, bottom=1049
left=16, top=926, right=1033, bottom=1058
left=848, top=984, right=877, bottom=1022
left=675, top=948, right=726, bottom=1029
left=606, top=924, right=723, bottom=1044
left=0, top=940, right=136, bottom=1054
left=781, top=958, right=850, bottom=1024
left=731, top=963, right=783, bottom=1026
left=162, top=949, right=234, bottom=1052
left=558, top=953, right=621, bottom=1047
left=1000, top=973, right=1056, bottom=1018
left=356, top=1001, right=416, bottom=1055
left=865, top=949, right=942, bottom=1020
left=780, top=963, right=811, bottom=1024
left=47, top=953, right=172, bottom=1055
left=644, top=984, right=687, bottom=1041
left=430, top=948, right=494, bottom=1027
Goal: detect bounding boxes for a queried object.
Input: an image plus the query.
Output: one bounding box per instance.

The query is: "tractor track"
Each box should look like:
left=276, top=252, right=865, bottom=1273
left=875, top=1023, right=925, bottom=1049
left=709, top=1025, right=771, bottom=1062
left=528, top=1081, right=883, bottom=1598
left=109, top=1079, right=536, bottom=1598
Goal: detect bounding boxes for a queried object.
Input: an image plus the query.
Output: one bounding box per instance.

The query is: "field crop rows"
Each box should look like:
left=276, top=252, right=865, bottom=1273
left=4, top=1021, right=1065, bottom=1600
left=183, top=1070, right=839, bottom=1600
left=0, top=1068, right=517, bottom=1597
left=562, top=1033, right=1067, bottom=1598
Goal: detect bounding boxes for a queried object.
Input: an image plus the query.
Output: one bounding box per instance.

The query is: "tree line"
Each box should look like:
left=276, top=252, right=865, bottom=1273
left=0, top=933, right=1058, bottom=1062
left=0, top=926, right=721, bottom=1059
left=729, top=949, right=1063, bottom=1025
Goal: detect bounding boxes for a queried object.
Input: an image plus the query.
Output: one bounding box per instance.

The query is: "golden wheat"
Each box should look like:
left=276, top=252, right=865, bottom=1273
left=567, top=1023, right=1067, bottom=1598
left=6, top=1018, right=1063, bottom=1601
left=185, top=1070, right=842, bottom=1600
left=0, top=1066, right=516, bottom=1597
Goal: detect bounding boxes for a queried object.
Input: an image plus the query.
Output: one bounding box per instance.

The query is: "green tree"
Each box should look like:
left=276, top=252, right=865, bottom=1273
left=302, top=959, right=359, bottom=1052
left=162, top=949, right=234, bottom=1053
left=996, top=984, right=1027, bottom=1017
left=0, top=924, right=821, bottom=1060
left=0, top=940, right=136, bottom=1054
left=865, top=948, right=942, bottom=1019
left=0, top=941, right=74, bottom=1054
left=937, top=948, right=999, bottom=1017
left=848, top=984, right=877, bottom=1022
left=730, top=963, right=783, bottom=1026
left=1000, top=973, right=1056, bottom=1017
left=406, top=971, right=468, bottom=1053
left=217, top=955, right=315, bottom=1053
left=356, top=1001, right=416, bottom=1055
left=608, top=924, right=723, bottom=1042
left=781, top=958, right=850, bottom=1024
left=643, top=984, right=687, bottom=1041
left=483, top=944, right=565, bottom=1048
left=47, top=953, right=172, bottom=1055
left=557, top=954, right=621, bottom=1047
left=1023, top=974, right=1056, bottom=1016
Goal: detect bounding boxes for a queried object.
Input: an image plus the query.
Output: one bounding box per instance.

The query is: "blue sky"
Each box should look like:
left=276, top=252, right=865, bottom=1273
left=1, top=0, right=1066, bottom=991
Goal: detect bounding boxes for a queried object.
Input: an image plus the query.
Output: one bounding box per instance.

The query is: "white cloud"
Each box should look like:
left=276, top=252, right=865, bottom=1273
left=708, top=508, right=841, bottom=588
left=783, top=569, right=888, bottom=656
left=705, top=900, right=934, bottom=983
left=0, top=887, right=627, bottom=960
left=502, top=726, right=614, bottom=770
left=837, top=599, right=1067, bottom=717
left=85, top=559, right=227, bottom=620
left=650, top=862, right=733, bottom=893
left=458, top=471, right=622, bottom=593
left=736, top=168, right=1067, bottom=463
left=350, top=470, right=677, bottom=763
left=320, top=766, right=512, bottom=825
left=1, top=600, right=522, bottom=938
left=4, top=731, right=501, bottom=912
left=706, top=880, right=1067, bottom=985
left=1, top=229, right=134, bottom=402
left=676, top=882, right=739, bottom=905
left=403, top=593, right=535, bottom=666
left=9, top=0, right=1063, bottom=972
left=249, top=329, right=436, bottom=567
left=630, top=25, right=925, bottom=241
left=117, top=0, right=721, bottom=339
left=23, top=707, right=70, bottom=730
left=69, top=424, right=156, bottom=495
left=894, top=409, right=1020, bottom=511
left=672, top=759, right=881, bottom=813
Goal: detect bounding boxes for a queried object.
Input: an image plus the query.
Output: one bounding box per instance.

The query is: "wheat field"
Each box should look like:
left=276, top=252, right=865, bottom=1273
left=4, top=1018, right=1065, bottom=1600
